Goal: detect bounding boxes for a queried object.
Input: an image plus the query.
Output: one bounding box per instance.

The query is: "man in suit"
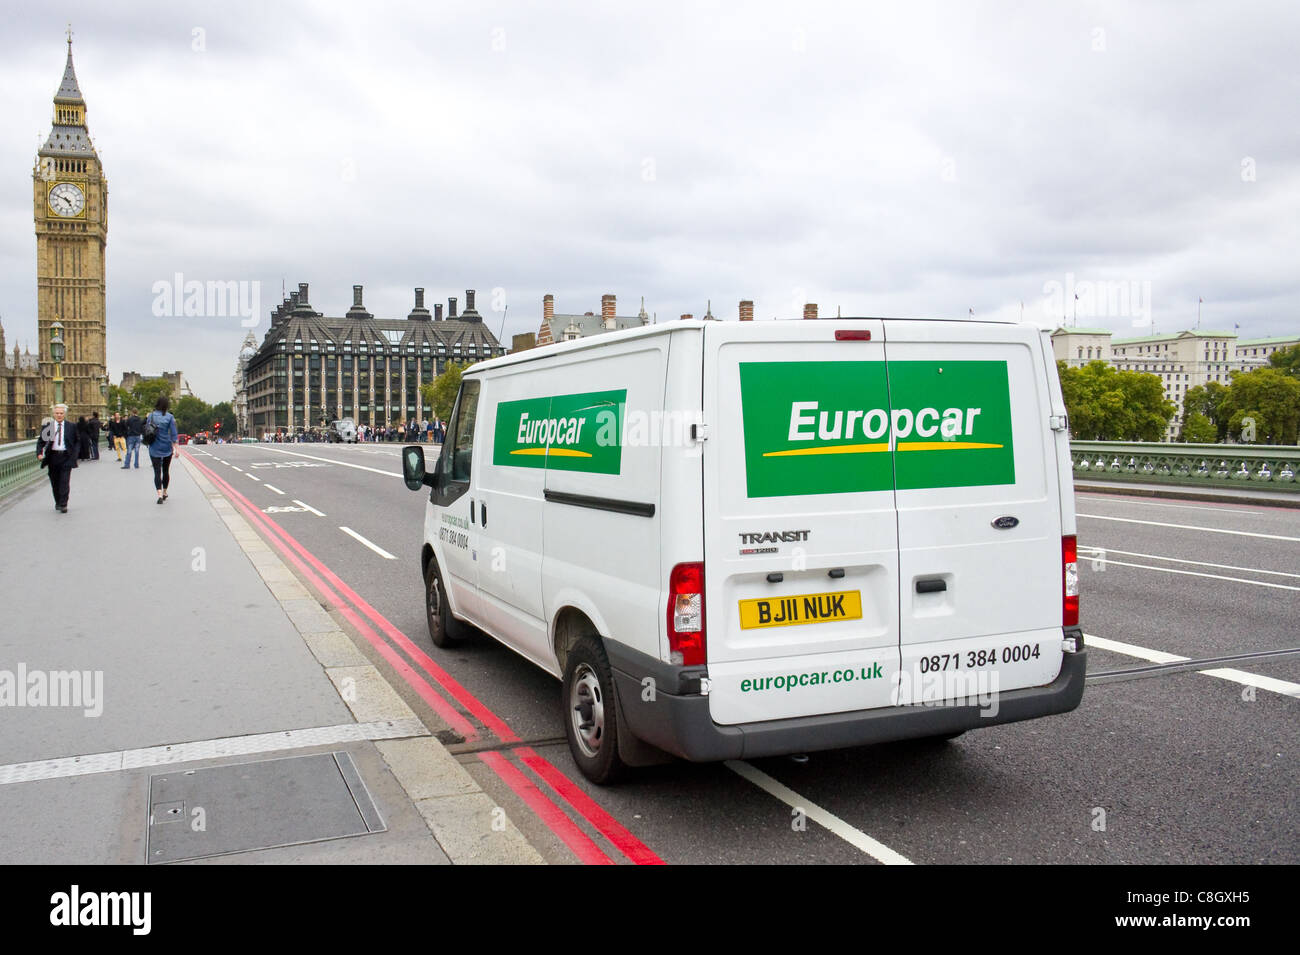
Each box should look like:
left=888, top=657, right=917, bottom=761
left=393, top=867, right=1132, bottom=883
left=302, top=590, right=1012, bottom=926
left=36, top=404, right=81, bottom=513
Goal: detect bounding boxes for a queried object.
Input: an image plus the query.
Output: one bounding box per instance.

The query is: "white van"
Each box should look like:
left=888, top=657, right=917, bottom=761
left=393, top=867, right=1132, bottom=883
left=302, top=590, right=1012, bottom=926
left=402, top=318, right=1085, bottom=783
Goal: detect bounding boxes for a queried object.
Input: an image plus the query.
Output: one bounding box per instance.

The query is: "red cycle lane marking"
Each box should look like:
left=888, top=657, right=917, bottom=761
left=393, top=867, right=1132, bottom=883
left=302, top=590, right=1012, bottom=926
left=516, top=747, right=666, bottom=865
left=185, top=453, right=478, bottom=741
left=478, top=752, right=612, bottom=865
left=186, top=451, right=663, bottom=865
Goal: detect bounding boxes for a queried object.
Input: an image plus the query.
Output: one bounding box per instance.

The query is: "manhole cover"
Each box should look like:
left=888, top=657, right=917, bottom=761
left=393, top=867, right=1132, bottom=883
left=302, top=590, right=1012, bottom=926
left=147, top=751, right=385, bottom=863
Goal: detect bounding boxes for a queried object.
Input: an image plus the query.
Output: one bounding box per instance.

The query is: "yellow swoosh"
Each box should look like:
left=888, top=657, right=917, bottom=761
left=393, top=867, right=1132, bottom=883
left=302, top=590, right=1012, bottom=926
left=510, top=447, right=592, bottom=458
left=897, top=442, right=1004, bottom=451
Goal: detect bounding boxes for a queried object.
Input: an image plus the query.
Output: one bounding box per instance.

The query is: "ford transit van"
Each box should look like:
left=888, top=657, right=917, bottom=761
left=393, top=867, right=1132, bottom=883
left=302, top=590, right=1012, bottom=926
left=402, top=318, right=1085, bottom=783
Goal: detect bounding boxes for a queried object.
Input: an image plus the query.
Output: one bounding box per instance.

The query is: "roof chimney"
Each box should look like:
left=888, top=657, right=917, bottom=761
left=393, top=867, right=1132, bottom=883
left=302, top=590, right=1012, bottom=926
left=681, top=313, right=693, bottom=321
left=601, top=294, right=617, bottom=329
left=544, top=294, right=554, bottom=321
left=448, top=297, right=458, bottom=319
left=347, top=284, right=373, bottom=319
left=407, top=287, right=431, bottom=321
left=353, top=285, right=364, bottom=308
left=461, top=289, right=481, bottom=322
left=434, top=303, right=443, bottom=321
left=803, top=303, right=819, bottom=320
left=739, top=300, right=754, bottom=322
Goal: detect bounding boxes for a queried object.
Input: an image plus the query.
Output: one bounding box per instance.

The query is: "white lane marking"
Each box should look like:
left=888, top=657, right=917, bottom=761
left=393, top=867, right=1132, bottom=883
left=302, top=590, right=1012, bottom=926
left=231, top=466, right=243, bottom=472
left=252, top=446, right=400, bottom=477
left=293, top=499, right=326, bottom=517
left=1079, top=558, right=1300, bottom=592
left=1197, top=669, right=1300, bottom=699
left=1086, top=633, right=1300, bottom=698
left=339, top=526, right=396, bottom=559
left=726, top=760, right=913, bottom=864
left=1077, top=495, right=1263, bottom=516
left=1078, top=547, right=1300, bottom=580
left=1078, top=514, right=1300, bottom=543
left=263, top=484, right=285, bottom=495
left=0, top=719, right=428, bottom=786
left=244, top=472, right=260, bottom=482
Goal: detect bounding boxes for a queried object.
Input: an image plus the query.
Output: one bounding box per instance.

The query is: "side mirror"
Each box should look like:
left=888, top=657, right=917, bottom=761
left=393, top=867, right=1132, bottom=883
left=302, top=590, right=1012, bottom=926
left=402, top=445, right=429, bottom=491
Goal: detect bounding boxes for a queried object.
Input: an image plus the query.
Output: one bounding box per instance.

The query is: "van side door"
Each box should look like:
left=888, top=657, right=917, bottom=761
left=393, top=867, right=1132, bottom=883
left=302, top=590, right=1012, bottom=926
left=430, top=379, right=483, bottom=625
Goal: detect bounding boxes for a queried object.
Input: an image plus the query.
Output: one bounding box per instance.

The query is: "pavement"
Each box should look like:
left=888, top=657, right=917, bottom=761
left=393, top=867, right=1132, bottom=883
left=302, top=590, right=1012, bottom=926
left=0, top=443, right=543, bottom=864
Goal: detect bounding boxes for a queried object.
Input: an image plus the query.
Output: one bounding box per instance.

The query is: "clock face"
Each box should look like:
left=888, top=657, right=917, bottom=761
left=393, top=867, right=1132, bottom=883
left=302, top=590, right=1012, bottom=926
left=48, top=182, right=85, bottom=217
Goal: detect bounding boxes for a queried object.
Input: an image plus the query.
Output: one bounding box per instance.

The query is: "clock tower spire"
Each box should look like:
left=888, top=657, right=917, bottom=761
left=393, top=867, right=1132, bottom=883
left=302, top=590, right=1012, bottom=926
left=34, top=29, right=108, bottom=420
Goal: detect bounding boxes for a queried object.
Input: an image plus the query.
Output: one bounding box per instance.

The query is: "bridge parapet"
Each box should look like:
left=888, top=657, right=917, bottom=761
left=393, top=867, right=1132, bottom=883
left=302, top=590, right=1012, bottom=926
left=1071, top=441, right=1298, bottom=493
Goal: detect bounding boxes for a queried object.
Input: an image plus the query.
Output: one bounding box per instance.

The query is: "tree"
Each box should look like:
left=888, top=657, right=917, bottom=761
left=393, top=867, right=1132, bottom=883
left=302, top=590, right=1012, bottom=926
left=429, top=362, right=471, bottom=422
left=210, top=401, right=236, bottom=438
left=1179, top=412, right=1217, bottom=443
left=1268, top=343, right=1300, bottom=379
left=130, top=378, right=172, bottom=416
left=1057, top=360, right=1175, bottom=441
left=1182, top=381, right=1230, bottom=440
left=1218, top=367, right=1300, bottom=444
left=172, top=395, right=212, bottom=435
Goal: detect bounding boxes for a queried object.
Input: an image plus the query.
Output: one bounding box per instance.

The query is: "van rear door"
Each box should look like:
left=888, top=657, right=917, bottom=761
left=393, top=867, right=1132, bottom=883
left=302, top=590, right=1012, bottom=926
left=882, top=321, right=1064, bottom=704
left=702, top=320, right=900, bottom=726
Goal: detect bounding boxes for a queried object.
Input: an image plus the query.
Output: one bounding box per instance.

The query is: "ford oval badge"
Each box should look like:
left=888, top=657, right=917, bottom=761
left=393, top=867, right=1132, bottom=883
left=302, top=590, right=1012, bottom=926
left=992, top=516, right=1019, bottom=530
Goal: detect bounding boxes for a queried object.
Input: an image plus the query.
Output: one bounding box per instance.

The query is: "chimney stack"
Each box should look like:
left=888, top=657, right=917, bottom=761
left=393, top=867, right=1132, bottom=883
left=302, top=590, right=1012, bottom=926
left=466, top=289, right=476, bottom=312
left=461, top=289, right=481, bottom=322
left=434, top=303, right=443, bottom=321
left=407, top=287, right=431, bottom=321
left=739, top=300, right=754, bottom=322
left=681, top=313, right=693, bottom=321
left=353, top=285, right=364, bottom=308
left=601, top=294, right=616, bottom=329
left=448, top=297, right=458, bottom=319
left=803, top=303, right=818, bottom=320
left=349, top=284, right=374, bottom=319
left=543, top=294, right=554, bottom=322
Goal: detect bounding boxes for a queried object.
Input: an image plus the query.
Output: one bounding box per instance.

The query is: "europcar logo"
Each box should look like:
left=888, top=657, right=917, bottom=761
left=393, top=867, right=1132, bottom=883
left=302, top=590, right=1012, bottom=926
left=493, top=389, right=626, bottom=474
left=739, top=361, right=1015, bottom=497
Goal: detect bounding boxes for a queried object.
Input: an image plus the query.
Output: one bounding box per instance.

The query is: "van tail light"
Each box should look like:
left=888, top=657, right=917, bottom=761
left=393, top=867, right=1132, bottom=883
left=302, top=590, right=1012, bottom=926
left=1063, top=535, right=1079, bottom=627
left=834, top=329, right=872, bottom=341
left=668, top=562, right=706, bottom=666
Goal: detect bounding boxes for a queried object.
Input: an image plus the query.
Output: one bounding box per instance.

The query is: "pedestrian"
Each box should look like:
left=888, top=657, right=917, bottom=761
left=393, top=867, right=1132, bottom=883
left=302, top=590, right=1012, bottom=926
left=146, top=396, right=179, bottom=504
left=36, top=403, right=82, bottom=513
left=109, top=412, right=126, bottom=461
left=124, top=408, right=143, bottom=468
left=89, top=411, right=103, bottom=460
left=76, top=415, right=92, bottom=460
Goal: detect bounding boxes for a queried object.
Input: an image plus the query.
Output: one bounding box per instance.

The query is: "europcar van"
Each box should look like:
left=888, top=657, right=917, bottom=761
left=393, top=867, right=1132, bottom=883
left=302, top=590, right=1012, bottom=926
left=402, top=318, right=1084, bottom=783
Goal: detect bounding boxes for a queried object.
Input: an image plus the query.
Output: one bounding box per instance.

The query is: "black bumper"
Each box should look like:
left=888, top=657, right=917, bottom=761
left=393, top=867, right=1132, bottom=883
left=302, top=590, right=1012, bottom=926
left=609, top=632, right=1087, bottom=763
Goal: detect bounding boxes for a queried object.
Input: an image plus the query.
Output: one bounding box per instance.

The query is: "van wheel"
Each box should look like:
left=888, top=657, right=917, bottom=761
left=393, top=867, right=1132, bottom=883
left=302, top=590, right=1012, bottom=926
left=425, top=562, right=465, bottom=648
left=563, top=636, right=626, bottom=785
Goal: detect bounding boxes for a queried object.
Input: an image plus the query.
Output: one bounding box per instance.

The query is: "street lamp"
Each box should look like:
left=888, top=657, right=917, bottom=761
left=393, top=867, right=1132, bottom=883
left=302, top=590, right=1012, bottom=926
left=50, top=321, right=65, bottom=408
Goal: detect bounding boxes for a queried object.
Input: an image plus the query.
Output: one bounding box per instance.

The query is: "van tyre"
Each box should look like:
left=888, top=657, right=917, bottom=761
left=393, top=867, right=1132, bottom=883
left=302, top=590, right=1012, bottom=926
left=425, top=561, right=466, bottom=648
left=563, top=636, right=626, bottom=785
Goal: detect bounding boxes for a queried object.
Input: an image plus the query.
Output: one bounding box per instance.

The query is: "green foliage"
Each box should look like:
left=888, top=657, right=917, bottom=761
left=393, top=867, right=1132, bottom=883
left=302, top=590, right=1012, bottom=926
left=172, top=395, right=210, bottom=435
left=1181, top=381, right=1231, bottom=440
left=430, top=362, right=471, bottom=422
left=1179, top=412, right=1217, bottom=443
left=1057, top=360, right=1175, bottom=441
left=130, top=378, right=173, bottom=415
left=1268, top=343, right=1300, bottom=379
left=210, top=402, right=236, bottom=437
left=1218, top=367, right=1300, bottom=444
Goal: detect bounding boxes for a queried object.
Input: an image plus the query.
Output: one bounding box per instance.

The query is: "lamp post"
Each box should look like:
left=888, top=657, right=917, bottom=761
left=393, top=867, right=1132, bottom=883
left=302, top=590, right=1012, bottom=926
left=50, top=321, right=65, bottom=408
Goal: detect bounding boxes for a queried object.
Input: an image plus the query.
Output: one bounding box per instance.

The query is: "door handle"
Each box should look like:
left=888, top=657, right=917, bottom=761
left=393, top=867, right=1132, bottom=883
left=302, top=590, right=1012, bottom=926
left=481, top=502, right=487, bottom=528
left=470, top=499, right=475, bottom=524
left=916, top=578, right=946, bottom=594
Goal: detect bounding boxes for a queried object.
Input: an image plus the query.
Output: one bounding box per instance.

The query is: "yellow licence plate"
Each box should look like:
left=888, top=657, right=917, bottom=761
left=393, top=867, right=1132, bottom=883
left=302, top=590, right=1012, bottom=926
left=738, top=590, right=863, bottom=630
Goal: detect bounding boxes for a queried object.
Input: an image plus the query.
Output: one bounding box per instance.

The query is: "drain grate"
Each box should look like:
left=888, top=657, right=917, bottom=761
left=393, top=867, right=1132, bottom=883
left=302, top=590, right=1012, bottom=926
left=146, top=751, right=385, bottom=864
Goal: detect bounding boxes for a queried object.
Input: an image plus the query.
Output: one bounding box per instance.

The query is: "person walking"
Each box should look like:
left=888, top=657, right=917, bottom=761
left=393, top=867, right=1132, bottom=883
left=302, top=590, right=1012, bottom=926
left=109, top=412, right=126, bottom=461
left=146, top=396, right=179, bottom=504
left=75, top=415, right=92, bottom=461
left=89, top=412, right=103, bottom=460
left=36, top=404, right=82, bottom=513
left=124, top=408, right=143, bottom=468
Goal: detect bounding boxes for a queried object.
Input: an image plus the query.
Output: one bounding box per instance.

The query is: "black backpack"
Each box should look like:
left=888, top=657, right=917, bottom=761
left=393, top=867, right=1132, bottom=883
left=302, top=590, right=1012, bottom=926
left=143, top=413, right=158, bottom=445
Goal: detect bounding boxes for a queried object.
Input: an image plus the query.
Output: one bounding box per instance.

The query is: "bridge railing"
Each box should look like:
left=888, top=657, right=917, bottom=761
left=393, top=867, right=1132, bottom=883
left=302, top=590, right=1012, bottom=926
left=1071, top=441, right=1299, bottom=493
left=0, top=440, right=42, bottom=500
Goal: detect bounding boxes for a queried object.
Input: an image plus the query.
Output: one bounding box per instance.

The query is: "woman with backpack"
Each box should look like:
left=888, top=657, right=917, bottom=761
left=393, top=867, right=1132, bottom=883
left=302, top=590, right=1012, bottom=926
left=144, top=396, right=179, bottom=504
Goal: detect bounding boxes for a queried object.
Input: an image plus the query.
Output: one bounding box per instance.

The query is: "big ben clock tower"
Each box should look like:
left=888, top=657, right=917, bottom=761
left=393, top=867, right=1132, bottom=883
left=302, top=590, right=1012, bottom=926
left=34, top=29, right=107, bottom=419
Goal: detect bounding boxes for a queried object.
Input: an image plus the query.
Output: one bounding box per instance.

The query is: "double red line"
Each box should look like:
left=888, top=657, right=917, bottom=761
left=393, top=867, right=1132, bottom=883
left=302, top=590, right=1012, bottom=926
left=183, top=451, right=663, bottom=865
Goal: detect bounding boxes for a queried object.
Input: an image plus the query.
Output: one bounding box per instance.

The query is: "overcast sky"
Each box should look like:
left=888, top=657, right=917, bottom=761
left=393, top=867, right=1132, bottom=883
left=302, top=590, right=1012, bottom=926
left=2, top=0, right=1297, bottom=401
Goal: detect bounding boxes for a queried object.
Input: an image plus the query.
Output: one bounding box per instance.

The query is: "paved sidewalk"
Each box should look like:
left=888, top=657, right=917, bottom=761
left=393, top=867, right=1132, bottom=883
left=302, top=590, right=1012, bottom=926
left=0, top=449, right=541, bottom=864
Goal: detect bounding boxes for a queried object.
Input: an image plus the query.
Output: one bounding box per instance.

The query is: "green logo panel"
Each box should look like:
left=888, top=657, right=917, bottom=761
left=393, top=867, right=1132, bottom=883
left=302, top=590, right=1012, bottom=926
left=738, top=360, right=1014, bottom=497
left=493, top=389, right=626, bottom=474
